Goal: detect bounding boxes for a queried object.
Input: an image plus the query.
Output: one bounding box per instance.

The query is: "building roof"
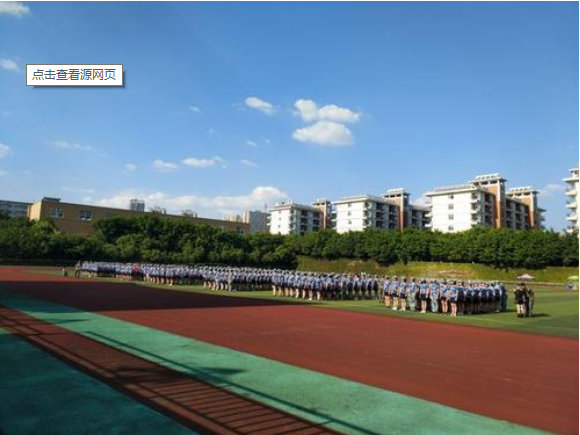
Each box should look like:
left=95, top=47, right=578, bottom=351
left=383, top=188, right=409, bottom=197
left=507, top=186, right=538, bottom=195
left=471, top=173, right=507, bottom=183
left=425, top=183, right=480, bottom=196
left=332, top=194, right=392, bottom=205
left=269, top=202, right=320, bottom=212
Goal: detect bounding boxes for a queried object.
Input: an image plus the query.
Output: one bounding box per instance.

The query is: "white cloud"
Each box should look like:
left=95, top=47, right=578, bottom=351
left=292, top=121, right=354, bottom=146
left=124, top=163, right=137, bottom=172
left=22, top=170, right=33, bottom=177
left=0, top=143, right=12, bottom=158
left=240, top=159, right=257, bottom=168
left=53, top=140, right=92, bottom=151
left=0, top=58, right=18, bottom=72
left=294, top=99, right=360, bottom=124
left=244, top=96, right=275, bottom=115
left=245, top=140, right=258, bottom=148
left=0, top=169, right=7, bottom=177
left=152, top=159, right=179, bottom=172
left=182, top=156, right=226, bottom=169
left=96, top=186, right=288, bottom=217
left=538, top=183, right=567, bottom=197
left=189, top=106, right=201, bottom=113
left=0, top=2, right=29, bottom=16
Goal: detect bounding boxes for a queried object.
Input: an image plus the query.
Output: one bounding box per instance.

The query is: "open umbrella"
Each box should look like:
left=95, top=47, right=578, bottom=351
left=517, top=274, right=535, bottom=280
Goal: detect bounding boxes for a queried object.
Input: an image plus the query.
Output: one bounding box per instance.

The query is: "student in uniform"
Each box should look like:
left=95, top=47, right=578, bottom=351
left=449, top=281, right=458, bottom=317
left=399, top=277, right=408, bottom=311
left=408, top=278, right=417, bottom=312
left=390, top=277, right=399, bottom=311
left=372, top=275, right=380, bottom=300
left=419, top=279, right=429, bottom=313
left=440, top=280, right=448, bottom=314
left=527, top=286, right=535, bottom=317
left=429, top=279, right=439, bottom=314
left=500, top=283, right=508, bottom=312
left=383, top=276, right=391, bottom=308
left=457, top=281, right=465, bottom=315
left=353, top=275, right=361, bottom=300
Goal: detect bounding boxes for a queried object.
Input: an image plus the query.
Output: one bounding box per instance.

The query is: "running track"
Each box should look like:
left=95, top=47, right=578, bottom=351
left=1, top=267, right=578, bottom=434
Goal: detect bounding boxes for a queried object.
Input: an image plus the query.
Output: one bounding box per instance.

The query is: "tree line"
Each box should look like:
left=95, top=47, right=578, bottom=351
left=0, top=214, right=577, bottom=269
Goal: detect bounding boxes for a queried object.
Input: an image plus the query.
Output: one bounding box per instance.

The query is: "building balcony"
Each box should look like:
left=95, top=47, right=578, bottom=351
left=566, top=201, right=577, bottom=209
left=566, top=213, right=578, bottom=221
left=566, top=189, right=577, bottom=196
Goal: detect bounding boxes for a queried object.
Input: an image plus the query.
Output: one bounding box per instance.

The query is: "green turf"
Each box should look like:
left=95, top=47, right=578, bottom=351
left=0, top=328, right=193, bottom=435
left=0, top=292, right=546, bottom=435
left=24, top=268, right=580, bottom=339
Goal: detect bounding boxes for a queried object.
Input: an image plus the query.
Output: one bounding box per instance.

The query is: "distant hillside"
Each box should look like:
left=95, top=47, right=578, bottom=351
left=297, top=256, right=579, bottom=284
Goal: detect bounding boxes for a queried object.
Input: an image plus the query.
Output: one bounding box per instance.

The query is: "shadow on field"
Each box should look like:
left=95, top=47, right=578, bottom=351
left=0, top=279, right=301, bottom=313
left=0, top=308, right=350, bottom=435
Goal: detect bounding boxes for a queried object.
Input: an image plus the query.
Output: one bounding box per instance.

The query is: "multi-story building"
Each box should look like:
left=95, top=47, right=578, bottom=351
left=242, top=210, right=270, bottom=233
left=564, top=166, right=579, bottom=234
left=268, top=202, right=321, bottom=235
left=426, top=173, right=543, bottom=233
left=27, top=197, right=249, bottom=236
left=470, top=174, right=507, bottom=228
left=129, top=198, right=145, bottom=212
left=427, top=184, right=496, bottom=233
left=332, top=195, right=399, bottom=233
left=382, top=188, right=431, bottom=230
left=312, top=198, right=333, bottom=229
left=409, top=204, right=431, bottom=229
left=0, top=199, right=31, bottom=218
left=506, top=187, right=544, bottom=229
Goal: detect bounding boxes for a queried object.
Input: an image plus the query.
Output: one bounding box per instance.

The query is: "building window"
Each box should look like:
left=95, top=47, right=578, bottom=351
left=448, top=214, right=454, bottom=220
left=348, top=220, right=352, bottom=225
left=50, top=207, right=64, bottom=219
left=448, top=204, right=454, bottom=210
left=348, top=203, right=352, bottom=208
left=448, top=225, right=454, bottom=231
left=347, top=211, right=351, bottom=216
left=449, top=195, right=454, bottom=200
left=79, top=210, right=92, bottom=221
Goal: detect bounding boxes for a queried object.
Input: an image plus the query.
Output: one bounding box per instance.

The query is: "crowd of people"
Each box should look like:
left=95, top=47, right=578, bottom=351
left=76, top=261, right=538, bottom=317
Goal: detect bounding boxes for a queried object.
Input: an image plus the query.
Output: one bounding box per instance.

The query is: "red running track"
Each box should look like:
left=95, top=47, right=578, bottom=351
left=1, top=267, right=578, bottom=434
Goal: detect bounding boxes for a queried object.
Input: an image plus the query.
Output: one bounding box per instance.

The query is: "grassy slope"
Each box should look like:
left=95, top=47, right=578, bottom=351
left=297, top=256, right=580, bottom=284
left=26, top=268, right=579, bottom=339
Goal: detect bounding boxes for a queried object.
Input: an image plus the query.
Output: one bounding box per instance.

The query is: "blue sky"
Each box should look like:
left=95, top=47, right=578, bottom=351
left=0, top=1, right=578, bottom=229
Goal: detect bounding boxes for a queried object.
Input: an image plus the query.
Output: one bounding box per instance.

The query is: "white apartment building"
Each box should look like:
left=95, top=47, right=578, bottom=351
left=268, top=202, right=322, bottom=235
left=426, top=173, right=543, bottom=233
left=332, top=195, right=399, bottom=234
left=426, top=184, right=495, bottom=233
left=564, top=166, right=579, bottom=234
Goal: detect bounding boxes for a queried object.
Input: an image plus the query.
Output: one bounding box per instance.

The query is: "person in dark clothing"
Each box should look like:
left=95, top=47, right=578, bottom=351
left=514, top=283, right=525, bottom=318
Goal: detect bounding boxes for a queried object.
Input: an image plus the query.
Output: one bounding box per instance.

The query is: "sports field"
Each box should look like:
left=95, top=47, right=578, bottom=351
left=0, top=266, right=578, bottom=435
